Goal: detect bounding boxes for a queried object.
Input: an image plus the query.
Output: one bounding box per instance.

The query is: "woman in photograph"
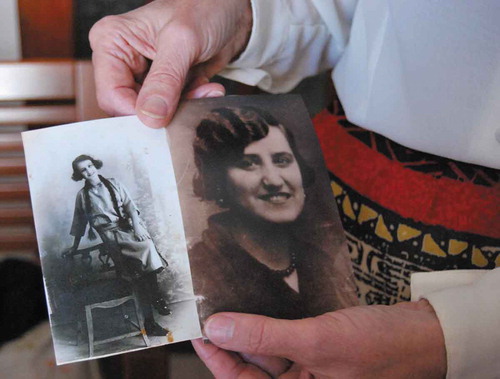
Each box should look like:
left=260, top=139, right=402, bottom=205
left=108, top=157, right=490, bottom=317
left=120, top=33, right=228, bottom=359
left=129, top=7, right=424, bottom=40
left=68, top=154, right=171, bottom=335
left=190, top=106, right=341, bottom=323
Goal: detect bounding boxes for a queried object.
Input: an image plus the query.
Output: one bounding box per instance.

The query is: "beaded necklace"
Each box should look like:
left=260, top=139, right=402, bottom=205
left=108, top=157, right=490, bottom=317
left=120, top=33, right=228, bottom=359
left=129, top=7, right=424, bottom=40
left=271, top=251, right=297, bottom=278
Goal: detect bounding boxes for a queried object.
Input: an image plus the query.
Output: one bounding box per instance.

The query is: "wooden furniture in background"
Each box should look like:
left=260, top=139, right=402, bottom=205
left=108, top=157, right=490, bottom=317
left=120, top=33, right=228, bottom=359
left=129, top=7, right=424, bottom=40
left=17, top=0, right=150, bottom=59
left=18, top=0, right=74, bottom=58
left=0, top=59, right=107, bottom=258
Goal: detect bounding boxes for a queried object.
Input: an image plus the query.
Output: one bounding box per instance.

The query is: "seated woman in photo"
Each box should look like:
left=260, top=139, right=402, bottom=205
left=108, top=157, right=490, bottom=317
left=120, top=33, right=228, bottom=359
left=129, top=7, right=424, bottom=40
left=190, top=106, right=342, bottom=323
left=68, top=154, right=171, bottom=335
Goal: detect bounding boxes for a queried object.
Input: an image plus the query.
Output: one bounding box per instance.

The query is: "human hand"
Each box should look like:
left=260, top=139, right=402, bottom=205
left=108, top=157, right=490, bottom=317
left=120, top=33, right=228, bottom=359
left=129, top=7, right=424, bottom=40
left=193, top=300, right=447, bottom=378
left=133, top=224, right=149, bottom=241
left=89, top=0, right=252, bottom=128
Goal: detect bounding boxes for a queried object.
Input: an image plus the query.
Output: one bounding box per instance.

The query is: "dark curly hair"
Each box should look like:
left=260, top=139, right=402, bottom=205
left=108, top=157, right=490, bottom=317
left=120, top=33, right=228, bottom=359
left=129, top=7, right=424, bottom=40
left=192, top=106, right=314, bottom=207
left=71, top=154, right=103, bottom=181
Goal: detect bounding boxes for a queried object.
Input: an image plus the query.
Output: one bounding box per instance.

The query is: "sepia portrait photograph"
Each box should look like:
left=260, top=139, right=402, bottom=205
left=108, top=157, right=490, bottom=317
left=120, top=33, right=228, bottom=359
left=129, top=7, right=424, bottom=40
left=167, top=95, right=357, bottom=328
left=22, top=117, right=201, bottom=364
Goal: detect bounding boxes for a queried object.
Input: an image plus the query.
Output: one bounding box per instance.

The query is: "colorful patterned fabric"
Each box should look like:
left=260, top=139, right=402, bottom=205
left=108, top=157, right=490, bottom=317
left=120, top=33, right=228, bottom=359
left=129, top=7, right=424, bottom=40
left=313, top=106, right=500, bottom=305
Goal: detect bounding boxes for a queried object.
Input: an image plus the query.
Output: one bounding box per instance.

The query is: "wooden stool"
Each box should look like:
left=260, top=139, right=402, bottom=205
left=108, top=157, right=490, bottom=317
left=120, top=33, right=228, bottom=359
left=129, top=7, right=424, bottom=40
left=85, top=293, right=150, bottom=357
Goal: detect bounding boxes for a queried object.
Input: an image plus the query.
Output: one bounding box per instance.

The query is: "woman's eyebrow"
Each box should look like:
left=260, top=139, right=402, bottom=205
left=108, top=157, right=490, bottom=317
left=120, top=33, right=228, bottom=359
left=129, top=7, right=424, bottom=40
left=272, top=152, right=294, bottom=157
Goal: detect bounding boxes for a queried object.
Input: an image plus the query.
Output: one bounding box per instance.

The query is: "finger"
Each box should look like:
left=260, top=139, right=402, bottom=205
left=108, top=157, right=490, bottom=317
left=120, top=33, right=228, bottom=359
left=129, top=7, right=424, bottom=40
left=394, top=299, right=437, bottom=315
left=184, top=82, right=225, bottom=100
left=204, top=313, right=319, bottom=361
left=184, top=73, right=210, bottom=93
left=240, top=352, right=292, bottom=378
left=90, top=16, right=148, bottom=117
left=92, top=52, right=140, bottom=116
left=279, top=364, right=314, bottom=379
left=136, top=26, right=199, bottom=128
left=191, top=339, right=271, bottom=379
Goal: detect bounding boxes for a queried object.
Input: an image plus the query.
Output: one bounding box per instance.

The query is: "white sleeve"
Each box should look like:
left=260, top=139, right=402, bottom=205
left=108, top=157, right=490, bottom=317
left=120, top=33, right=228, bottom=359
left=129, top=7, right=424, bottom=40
left=411, top=268, right=500, bottom=379
left=219, top=0, right=357, bottom=93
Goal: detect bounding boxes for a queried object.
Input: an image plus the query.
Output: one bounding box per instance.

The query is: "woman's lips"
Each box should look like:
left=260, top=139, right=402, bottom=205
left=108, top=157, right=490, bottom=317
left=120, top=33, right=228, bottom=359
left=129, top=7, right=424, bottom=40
left=258, top=192, right=292, bottom=204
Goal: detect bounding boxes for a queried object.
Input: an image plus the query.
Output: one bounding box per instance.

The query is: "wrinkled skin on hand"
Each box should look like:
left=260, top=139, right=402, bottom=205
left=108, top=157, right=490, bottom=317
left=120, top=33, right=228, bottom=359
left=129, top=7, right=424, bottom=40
left=192, top=299, right=447, bottom=378
left=90, top=0, right=252, bottom=127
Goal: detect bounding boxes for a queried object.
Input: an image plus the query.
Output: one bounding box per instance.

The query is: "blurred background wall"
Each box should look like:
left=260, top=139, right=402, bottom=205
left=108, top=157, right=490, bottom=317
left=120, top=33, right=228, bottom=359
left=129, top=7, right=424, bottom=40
left=0, top=0, right=21, bottom=60
left=3, top=0, right=148, bottom=59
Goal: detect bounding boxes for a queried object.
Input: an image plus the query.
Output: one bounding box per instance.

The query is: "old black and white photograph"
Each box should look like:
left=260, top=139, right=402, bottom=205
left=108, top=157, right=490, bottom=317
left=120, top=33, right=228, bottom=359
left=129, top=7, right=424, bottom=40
left=22, top=117, right=201, bottom=364
left=167, top=95, right=357, bottom=328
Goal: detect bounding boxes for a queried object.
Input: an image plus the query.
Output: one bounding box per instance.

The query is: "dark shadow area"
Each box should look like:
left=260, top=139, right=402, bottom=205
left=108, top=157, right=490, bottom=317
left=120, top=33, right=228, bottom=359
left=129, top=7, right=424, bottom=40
left=0, top=259, right=48, bottom=344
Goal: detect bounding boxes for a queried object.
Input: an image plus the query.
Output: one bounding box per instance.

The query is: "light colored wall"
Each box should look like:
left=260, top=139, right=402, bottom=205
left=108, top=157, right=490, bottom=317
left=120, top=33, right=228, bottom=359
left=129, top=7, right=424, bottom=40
left=0, top=0, right=21, bottom=60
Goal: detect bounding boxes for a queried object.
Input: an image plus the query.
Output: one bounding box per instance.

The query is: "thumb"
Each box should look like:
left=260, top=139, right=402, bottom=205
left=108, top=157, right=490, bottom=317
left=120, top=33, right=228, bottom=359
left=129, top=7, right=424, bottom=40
left=204, top=312, right=319, bottom=361
left=136, top=29, right=197, bottom=128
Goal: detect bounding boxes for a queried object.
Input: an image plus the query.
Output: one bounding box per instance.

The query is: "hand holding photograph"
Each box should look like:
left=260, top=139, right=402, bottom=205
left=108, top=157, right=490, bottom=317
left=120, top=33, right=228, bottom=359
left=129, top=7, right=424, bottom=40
left=22, top=94, right=357, bottom=364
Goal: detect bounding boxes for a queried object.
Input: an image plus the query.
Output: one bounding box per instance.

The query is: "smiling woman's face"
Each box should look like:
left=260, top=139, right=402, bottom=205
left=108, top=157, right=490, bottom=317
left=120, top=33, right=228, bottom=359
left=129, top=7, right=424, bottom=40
left=76, top=159, right=98, bottom=181
left=225, top=126, right=305, bottom=224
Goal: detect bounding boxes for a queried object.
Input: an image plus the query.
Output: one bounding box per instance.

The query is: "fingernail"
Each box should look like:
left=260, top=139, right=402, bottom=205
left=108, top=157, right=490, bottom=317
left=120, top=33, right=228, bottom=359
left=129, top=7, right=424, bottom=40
left=206, top=90, right=225, bottom=98
left=140, top=96, right=168, bottom=119
left=204, top=315, right=235, bottom=343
